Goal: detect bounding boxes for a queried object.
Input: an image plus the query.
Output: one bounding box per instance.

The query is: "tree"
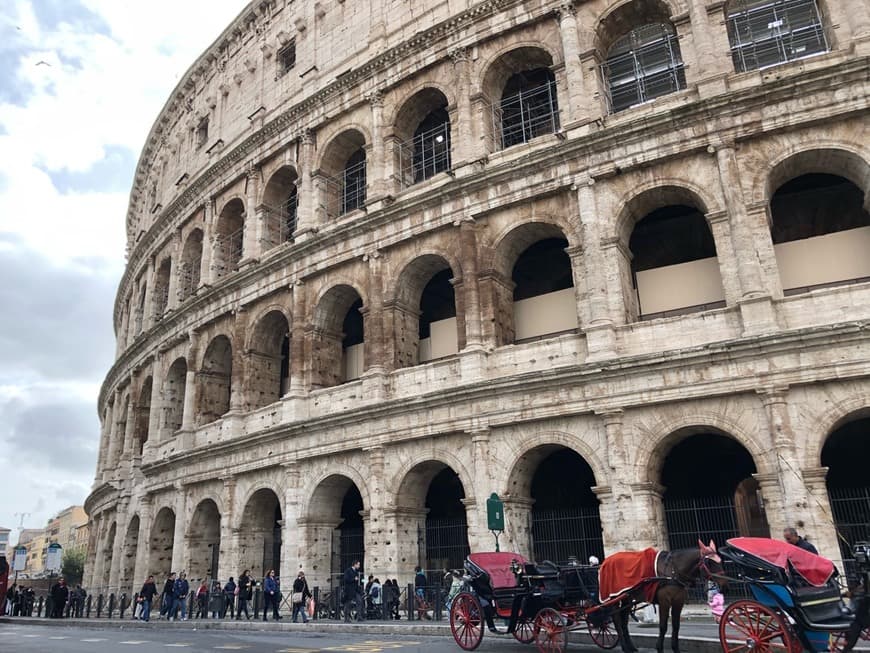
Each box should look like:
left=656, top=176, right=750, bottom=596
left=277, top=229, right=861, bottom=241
left=61, top=548, right=86, bottom=585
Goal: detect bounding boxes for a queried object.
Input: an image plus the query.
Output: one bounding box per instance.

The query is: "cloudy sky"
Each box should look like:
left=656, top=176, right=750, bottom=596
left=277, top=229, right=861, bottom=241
left=0, top=0, right=244, bottom=547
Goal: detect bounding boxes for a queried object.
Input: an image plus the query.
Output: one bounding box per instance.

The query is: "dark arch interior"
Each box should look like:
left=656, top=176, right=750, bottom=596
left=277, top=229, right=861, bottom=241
left=512, top=238, right=572, bottom=300
left=419, top=269, right=456, bottom=339
left=502, top=68, right=554, bottom=99
left=342, top=298, right=364, bottom=347
left=500, top=68, right=559, bottom=149
left=630, top=205, right=716, bottom=272
left=424, top=467, right=469, bottom=573
left=822, top=417, right=870, bottom=489
left=530, top=448, right=602, bottom=563
left=339, top=485, right=365, bottom=574
left=662, top=433, right=756, bottom=497
left=771, top=174, right=869, bottom=244
left=413, top=107, right=451, bottom=183
left=426, top=467, right=466, bottom=518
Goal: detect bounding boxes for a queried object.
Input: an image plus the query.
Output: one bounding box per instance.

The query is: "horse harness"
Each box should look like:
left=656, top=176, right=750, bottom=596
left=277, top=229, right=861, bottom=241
left=655, top=550, right=722, bottom=588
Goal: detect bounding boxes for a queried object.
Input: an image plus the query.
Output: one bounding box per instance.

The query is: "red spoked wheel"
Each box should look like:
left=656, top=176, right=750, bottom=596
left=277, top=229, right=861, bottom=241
left=830, top=627, right=870, bottom=652
left=719, top=600, right=796, bottom=653
left=588, top=616, right=620, bottom=649
left=513, top=615, right=535, bottom=644
left=534, top=607, right=567, bottom=653
left=863, top=626, right=870, bottom=641
left=450, top=592, right=484, bottom=651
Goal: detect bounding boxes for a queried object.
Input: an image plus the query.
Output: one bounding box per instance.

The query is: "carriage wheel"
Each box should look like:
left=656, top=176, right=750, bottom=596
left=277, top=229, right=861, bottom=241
left=829, top=631, right=847, bottom=652
left=863, top=626, right=870, bottom=641
left=534, top=607, right=567, bottom=653
left=588, top=616, right=620, bottom=649
left=719, top=600, right=795, bottom=653
left=514, top=616, right=535, bottom=644
left=450, top=592, right=484, bottom=651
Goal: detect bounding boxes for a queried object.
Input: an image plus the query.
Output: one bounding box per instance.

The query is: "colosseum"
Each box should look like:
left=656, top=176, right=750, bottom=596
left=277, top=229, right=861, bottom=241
left=85, top=0, right=870, bottom=598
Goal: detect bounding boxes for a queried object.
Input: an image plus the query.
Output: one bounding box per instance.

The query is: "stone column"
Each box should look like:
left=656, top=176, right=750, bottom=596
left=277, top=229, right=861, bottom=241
left=218, top=476, right=237, bottom=582
left=294, top=130, right=318, bottom=240
left=575, top=176, right=616, bottom=359
left=367, top=91, right=387, bottom=203
left=801, top=467, right=842, bottom=565
left=754, top=472, right=787, bottom=542
left=180, top=331, right=201, bottom=433
left=467, top=429, right=493, bottom=553
left=228, top=308, right=249, bottom=414
left=133, top=495, right=153, bottom=587
left=745, top=201, right=783, bottom=298
left=458, top=219, right=484, bottom=351
left=200, top=198, right=215, bottom=287
left=288, top=281, right=308, bottom=396
left=89, top=515, right=106, bottom=592
left=628, top=482, right=668, bottom=550
left=364, top=447, right=387, bottom=575
left=170, top=484, right=188, bottom=574
left=297, top=519, right=342, bottom=591
left=686, top=0, right=730, bottom=96
left=712, top=143, right=778, bottom=335
left=279, top=464, right=300, bottom=584
left=121, top=394, right=138, bottom=462
left=362, top=251, right=387, bottom=374
left=502, top=497, right=534, bottom=558
left=145, top=354, right=163, bottom=452
left=565, top=244, right=591, bottom=332
left=556, top=3, right=594, bottom=127
left=241, top=166, right=260, bottom=265
left=706, top=210, right=742, bottom=307
left=758, top=387, right=813, bottom=529
left=166, top=231, right=181, bottom=311
left=108, top=501, right=128, bottom=594
left=449, top=47, right=475, bottom=168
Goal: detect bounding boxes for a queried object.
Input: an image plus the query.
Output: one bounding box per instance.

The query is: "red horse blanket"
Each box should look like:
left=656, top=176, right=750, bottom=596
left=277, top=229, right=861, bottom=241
left=599, top=548, right=659, bottom=602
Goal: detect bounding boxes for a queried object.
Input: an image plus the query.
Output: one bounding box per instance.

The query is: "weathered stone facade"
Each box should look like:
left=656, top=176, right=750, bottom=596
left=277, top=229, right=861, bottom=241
left=86, top=0, right=870, bottom=596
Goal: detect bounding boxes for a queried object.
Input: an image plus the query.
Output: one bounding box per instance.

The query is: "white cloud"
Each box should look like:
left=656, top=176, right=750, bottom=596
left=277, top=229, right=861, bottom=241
left=0, top=0, right=243, bottom=540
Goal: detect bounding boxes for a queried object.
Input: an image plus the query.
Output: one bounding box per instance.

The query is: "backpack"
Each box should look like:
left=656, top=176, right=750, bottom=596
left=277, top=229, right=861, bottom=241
left=371, top=584, right=379, bottom=599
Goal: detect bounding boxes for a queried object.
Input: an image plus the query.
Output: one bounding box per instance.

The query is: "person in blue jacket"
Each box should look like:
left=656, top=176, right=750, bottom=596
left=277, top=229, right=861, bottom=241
left=172, top=571, right=189, bottom=621
left=263, top=569, right=281, bottom=621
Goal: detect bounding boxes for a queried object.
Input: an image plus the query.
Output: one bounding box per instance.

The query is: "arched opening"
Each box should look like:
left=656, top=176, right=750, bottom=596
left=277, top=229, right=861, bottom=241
left=770, top=174, right=870, bottom=294
left=238, top=489, right=282, bottom=578
left=261, top=166, right=299, bottom=249
left=163, top=358, right=187, bottom=437
left=135, top=284, right=146, bottom=335
left=393, top=256, right=458, bottom=368
left=305, top=476, right=366, bottom=585
left=149, top=508, right=176, bottom=579
left=629, top=203, right=724, bottom=319
left=512, top=237, right=576, bottom=341
left=101, top=522, right=116, bottom=590
left=134, top=377, right=152, bottom=456
left=397, top=462, right=470, bottom=581
left=726, top=0, right=828, bottom=73
left=320, top=130, right=367, bottom=219
left=598, top=1, right=686, bottom=113
left=311, top=285, right=365, bottom=388
left=197, top=336, right=233, bottom=425
left=338, top=485, right=365, bottom=581
left=248, top=311, right=291, bottom=410
left=483, top=47, right=559, bottom=150
left=660, top=432, right=767, bottom=549
left=394, top=88, right=452, bottom=187
left=153, top=258, right=171, bottom=319
left=121, top=516, right=139, bottom=594
left=113, top=401, right=128, bottom=467
left=179, top=229, right=203, bottom=302
left=187, top=499, right=221, bottom=581
left=214, top=199, right=245, bottom=277
left=822, top=414, right=870, bottom=575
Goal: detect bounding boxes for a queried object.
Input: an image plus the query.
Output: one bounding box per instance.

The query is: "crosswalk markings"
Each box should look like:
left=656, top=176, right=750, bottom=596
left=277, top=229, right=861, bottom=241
left=49, top=636, right=69, bottom=640
left=214, top=646, right=250, bottom=650
left=120, top=641, right=150, bottom=645
left=22, top=635, right=39, bottom=638
left=165, top=645, right=192, bottom=648
left=81, top=639, right=108, bottom=642
left=275, top=648, right=318, bottom=653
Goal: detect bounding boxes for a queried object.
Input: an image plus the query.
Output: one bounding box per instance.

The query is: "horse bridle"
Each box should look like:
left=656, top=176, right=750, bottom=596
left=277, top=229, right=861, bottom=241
left=658, top=550, right=723, bottom=586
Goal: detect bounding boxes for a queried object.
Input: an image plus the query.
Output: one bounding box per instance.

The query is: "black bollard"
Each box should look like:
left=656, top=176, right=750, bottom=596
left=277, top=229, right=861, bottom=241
left=96, top=594, right=104, bottom=618
left=86, top=594, right=92, bottom=618
left=119, top=593, right=128, bottom=619
left=406, top=584, right=414, bottom=621
left=312, top=587, right=319, bottom=621
left=108, top=593, right=116, bottom=618
left=37, top=596, right=45, bottom=617
left=44, top=595, right=52, bottom=618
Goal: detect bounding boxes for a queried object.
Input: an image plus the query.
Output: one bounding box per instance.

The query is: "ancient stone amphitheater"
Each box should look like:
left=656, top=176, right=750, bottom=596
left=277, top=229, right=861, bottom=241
left=86, top=0, right=870, bottom=596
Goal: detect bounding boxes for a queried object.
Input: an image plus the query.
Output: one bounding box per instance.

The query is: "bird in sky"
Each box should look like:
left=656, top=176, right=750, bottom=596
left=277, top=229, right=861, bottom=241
left=36, top=60, right=51, bottom=67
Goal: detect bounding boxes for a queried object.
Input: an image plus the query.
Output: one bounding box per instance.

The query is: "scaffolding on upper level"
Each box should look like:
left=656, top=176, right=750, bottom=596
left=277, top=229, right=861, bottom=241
left=323, top=159, right=367, bottom=219
left=261, top=193, right=299, bottom=251
left=492, top=79, right=560, bottom=150
left=395, top=121, right=452, bottom=189
left=212, top=227, right=244, bottom=278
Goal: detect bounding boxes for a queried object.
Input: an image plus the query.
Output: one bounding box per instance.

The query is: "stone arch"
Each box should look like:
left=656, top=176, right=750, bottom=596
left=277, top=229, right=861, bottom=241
left=304, top=472, right=368, bottom=579
left=179, top=229, right=203, bottom=301
left=121, top=515, right=140, bottom=594
left=134, top=376, right=152, bottom=455
left=149, top=507, right=176, bottom=578
left=101, top=521, right=117, bottom=589
left=316, top=127, right=369, bottom=178
left=237, top=487, right=283, bottom=578
left=612, top=182, right=716, bottom=246
left=593, top=0, right=684, bottom=53
left=246, top=309, right=291, bottom=410
left=186, top=498, right=222, bottom=581
left=310, top=283, right=367, bottom=387
left=214, top=197, right=246, bottom=277
left=489, top=220, right=577, bottom=345
left=302, top=464, right=371, bottom=517
left=478, top=42, right=563, bottom=100
left=807, top=395, right=870, bottom=468
left=388, top=81, right=456, bottom=133
left=750, top=144, right=870, bottom=206
left=260, top=165, right=299, bottom=248
left=162, top=357, right=187, bottom=437
left=391, top=450, right=477, bottom=507
left=196, top=335, right=233, bottom=425
left=391, top=86, right=453, bottom=185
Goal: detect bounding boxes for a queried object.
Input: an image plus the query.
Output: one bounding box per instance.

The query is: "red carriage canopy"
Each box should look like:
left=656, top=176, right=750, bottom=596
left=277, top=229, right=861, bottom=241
left=467, top=552, right=528, bottom=589
left=726, top=537, right=835, bottom=587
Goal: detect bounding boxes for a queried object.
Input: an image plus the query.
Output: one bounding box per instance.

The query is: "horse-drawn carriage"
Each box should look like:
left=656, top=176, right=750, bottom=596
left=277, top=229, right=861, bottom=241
left=718, top=537, right=870, bottom=653
left=448, top=550, right=660, bottom=652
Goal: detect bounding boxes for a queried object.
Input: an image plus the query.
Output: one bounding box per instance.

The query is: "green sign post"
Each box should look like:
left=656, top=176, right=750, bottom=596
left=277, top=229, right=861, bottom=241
left=486, top=493, right=505, bottom=551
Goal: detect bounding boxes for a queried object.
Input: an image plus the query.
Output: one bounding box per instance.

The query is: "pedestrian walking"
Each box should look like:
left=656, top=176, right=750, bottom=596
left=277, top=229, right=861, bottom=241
left=236, top=570, right=252, bottom=620
left=172, top=572, right=189, bottom=621
left=49, top=577, right=69, bottom=618
left=159, top=572, right=176, bottom=619
left=291, top=570, right=311, bottom=623
left=139, top=575, right=158, bottom=622
left=263, top=569, right=281, bottom=621
left=343, top=560, right=362, bottom=622
left=222, top=577, right=236, bottom=618
left=196, top=580, right=209, bottom=619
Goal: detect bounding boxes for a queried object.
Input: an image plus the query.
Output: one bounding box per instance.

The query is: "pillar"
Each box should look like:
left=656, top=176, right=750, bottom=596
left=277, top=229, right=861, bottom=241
left=279, top=464, right=300, bottom=584
left=142, top=256, right=156, bottom=331
left=146, top=354, right=163, bottom=450
left=166, top=231, right=181, bottom=311
left=706, top=210, right=742, bottom=307
left=133, top=495, right=152, bottom=587
left=501, top=497, right=534, bottom=558
left=628, top=482, right=668, bottom=550
left=363, top=447, right=388, bottom=576
left=363, top=251, right=387, bottom=374
left=228, top=308, right=249, bottom=415
left=180, top=333, right=200, bottom=433
left=242, top=167, right=260, bottom=264
left=121, top=393, right=137, bottom=462
left=108, top=501, right=128, bottom=595
left=367, top=90, right=387, bottom=201
left=294, top=130, right=318, bottom=240
left=458, top=219, right=484, bottom=351
left=575, top=176, right=616, bottom=358
left=170, top=484, right=188, bottom=574
left=200, top=198, right=215, bottom=286
left=556, top=3, right=594, bottom=127
left=218, top=476, right=237, bottom=583
left=449, top=47, right=476, bottom=167
left=801, top=467, right=842, bottom=565
left=288, top=281, right=308, bottom=396
left=685, top=0, right=730, bottom=96
left=468, top=429, right=494, bottom=553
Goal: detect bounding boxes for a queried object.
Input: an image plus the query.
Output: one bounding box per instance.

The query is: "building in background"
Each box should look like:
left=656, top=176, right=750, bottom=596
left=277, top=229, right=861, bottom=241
left=0, top=527, right=10, bottom=561
left=86, top=0, right=869, bottom=598
left=46, top=506, right=89, bottom=554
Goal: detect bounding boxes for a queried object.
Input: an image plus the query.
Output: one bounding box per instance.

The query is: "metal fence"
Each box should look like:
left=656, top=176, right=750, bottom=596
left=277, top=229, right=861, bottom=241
left=261, top=194, right=298, bottom=251
left=212, top=228, right=244, bottom=278
left=531, top=506, right=604, bottom=565
left=493, top=80, right=560, bottom=150
left=396, top=122, right=451, bottom=188
left=424, top=516, right=470, bottom=573
left=829, top=486, right=870, bottom=582
left=324, top=160, right=366, bottom=219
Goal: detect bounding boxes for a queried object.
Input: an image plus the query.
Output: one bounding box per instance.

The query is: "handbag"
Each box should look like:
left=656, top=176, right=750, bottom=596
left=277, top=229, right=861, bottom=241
left=291, top=591, right=303, bottom=604
left=306, top=597, right=315, bottom=615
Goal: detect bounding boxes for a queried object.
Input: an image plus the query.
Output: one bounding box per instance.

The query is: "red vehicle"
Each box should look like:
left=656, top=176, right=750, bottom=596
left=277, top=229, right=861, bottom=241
left=0, top=555, right=9, bottom=616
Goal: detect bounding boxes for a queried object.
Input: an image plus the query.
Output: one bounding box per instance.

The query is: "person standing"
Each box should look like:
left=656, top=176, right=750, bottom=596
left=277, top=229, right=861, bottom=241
left=49, top=577, right=69, bottom=618
left=236, top=570, right=252, bottom=620
left=370, top=577, right=383, bottom=619
left=342, top=560, right=361, bottom=623
left=263, top=569, right=281, bottom=621
left=784, top=527, right=819, bottom=554
left=291, top=570, right=311, bottom=623
left=159, top=572, right=176, bottom=619
left=195, top=579, right=209, bottom=619
left=139, top=575, right=158, bottom=622
left=222, top=577, right=236, bottom=618
left=172, top=571, right=189, bottom=621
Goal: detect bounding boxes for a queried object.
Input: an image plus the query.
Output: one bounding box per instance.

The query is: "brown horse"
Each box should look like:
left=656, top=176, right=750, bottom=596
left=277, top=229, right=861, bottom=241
left=608, top=540, right=726, bottom=653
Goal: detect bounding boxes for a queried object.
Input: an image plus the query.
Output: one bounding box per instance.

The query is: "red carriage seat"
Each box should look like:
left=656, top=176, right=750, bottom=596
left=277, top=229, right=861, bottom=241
left=467, top=552, right=527, bottom=589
